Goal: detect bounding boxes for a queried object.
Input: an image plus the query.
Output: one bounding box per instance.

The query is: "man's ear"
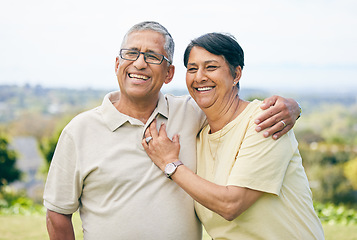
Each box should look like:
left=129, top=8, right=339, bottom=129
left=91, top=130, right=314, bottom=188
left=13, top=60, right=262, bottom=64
left=164, top=65, right=175, bottom=84
left=115, top=56, right=120, bottom=74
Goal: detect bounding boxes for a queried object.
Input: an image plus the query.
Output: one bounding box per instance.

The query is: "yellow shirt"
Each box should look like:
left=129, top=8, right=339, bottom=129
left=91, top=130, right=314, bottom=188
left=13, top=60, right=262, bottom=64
left=195, top=100, right=324, bottom=240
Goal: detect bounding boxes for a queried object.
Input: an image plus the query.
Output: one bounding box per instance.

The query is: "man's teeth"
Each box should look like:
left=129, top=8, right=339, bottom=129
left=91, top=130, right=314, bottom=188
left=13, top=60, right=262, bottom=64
left=197, top=87, right=213, bottom=91
left=129, top=74, right=149, bottom=80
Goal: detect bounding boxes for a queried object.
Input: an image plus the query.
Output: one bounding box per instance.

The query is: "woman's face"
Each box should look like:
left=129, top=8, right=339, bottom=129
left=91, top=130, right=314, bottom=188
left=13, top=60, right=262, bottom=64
left=185, top=46, right=240, bottom=110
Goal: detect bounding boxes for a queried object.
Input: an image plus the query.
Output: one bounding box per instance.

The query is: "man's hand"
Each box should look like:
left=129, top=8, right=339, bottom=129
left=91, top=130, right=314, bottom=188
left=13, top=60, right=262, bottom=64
left=255, top=95, right=301, bottom=140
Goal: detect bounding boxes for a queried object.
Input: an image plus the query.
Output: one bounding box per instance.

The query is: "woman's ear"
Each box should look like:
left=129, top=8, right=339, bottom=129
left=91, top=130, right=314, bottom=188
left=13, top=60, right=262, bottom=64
left=233, top=66, right=242, bottom=86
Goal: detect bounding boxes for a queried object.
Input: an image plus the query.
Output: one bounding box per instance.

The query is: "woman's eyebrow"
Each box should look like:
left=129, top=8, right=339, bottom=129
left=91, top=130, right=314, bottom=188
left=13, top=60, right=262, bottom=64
left=187, top=60, right=219, bottom=65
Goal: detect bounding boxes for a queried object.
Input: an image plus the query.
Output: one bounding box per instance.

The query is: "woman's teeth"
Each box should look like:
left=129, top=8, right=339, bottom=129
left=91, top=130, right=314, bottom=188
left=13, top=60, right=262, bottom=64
left=197, top=87, right=213, bottom=91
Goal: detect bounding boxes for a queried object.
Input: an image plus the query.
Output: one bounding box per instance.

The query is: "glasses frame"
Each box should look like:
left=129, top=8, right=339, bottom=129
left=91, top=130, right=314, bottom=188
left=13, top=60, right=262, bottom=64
left=119, top=49, right=171, bottom=65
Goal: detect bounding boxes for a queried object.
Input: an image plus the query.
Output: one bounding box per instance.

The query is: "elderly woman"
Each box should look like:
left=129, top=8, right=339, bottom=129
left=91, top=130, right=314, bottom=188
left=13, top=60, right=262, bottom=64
left=142, top=33, right=324, bottom=239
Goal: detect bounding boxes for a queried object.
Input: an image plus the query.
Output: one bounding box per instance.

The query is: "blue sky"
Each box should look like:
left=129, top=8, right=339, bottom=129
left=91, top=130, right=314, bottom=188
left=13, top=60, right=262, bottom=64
left=0, top=0, right=356, bottom=93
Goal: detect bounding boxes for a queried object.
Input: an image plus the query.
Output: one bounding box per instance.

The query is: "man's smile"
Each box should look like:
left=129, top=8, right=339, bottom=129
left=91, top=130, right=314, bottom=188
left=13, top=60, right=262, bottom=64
left=128, top=73, right=150, bottom=80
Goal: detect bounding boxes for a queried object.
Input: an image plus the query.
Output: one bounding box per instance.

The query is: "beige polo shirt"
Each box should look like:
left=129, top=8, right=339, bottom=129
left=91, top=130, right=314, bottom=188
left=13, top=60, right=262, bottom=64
left=44, top=91, right=206, bottom=240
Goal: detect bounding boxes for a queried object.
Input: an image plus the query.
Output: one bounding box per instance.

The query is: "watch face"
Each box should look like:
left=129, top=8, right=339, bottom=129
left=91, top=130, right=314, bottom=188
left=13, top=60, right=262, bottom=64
left=165, top=163, right=176, bottom=175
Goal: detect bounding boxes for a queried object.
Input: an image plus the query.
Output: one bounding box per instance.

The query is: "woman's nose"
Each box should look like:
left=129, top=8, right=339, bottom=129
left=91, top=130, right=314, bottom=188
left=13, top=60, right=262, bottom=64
left=195, top=69, right=207, bottom=82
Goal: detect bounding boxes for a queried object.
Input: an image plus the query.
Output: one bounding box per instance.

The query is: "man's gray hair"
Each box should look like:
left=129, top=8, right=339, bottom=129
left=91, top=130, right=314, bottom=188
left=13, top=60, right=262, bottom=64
left=121, top=21, right=175, bottom=63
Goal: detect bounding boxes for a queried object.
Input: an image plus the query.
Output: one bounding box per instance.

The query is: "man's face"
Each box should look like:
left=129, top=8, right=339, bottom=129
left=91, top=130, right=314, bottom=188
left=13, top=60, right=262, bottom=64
left=115, top=30, right=174, bottom=102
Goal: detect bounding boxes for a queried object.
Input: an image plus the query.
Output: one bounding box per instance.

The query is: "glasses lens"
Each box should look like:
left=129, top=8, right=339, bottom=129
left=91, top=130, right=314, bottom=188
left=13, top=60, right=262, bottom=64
left=121, top=49, right=139, bottom=60
left=144, top=53, right=163, bottom=64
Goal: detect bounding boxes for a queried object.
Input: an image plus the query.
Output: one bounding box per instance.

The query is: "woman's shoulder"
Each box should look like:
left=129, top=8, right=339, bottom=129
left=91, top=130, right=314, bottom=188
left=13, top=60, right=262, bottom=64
left=238, top=99, right=264, bottom=120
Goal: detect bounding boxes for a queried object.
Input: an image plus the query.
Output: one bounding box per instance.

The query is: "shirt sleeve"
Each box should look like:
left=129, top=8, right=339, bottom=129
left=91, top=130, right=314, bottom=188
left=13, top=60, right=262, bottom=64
left=43, top=127, right=82, bottom=214
left=227, top=114, right=297, bottom=196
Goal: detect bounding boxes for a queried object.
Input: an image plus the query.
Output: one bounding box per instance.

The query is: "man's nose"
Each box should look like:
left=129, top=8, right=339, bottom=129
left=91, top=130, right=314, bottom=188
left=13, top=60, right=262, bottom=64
left=133, top=53, right=148, bottom=69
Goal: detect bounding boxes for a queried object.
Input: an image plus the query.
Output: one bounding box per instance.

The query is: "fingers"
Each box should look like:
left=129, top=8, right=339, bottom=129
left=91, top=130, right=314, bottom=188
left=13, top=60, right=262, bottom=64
left=172, top=134, right=180, bottom=144
left=149, top=120, right=159, bottom=139
left=143, top=120, right=157, bottom=149
left=255, top=105, right=287, bottom=131
left=260, top=95, right=278, bottom=110
left=261, top=120, right=291, bottom=139
left=143, top=120, right=171, bottom=146
left=255, top=108, right=279, bottom=126
left=144, top=126, right=151, bottom=138
left=272, top=124, right=293, bottom=140
left=255, top=109, right=294, bottom=138
left=158, top=121, right=167, bottom=137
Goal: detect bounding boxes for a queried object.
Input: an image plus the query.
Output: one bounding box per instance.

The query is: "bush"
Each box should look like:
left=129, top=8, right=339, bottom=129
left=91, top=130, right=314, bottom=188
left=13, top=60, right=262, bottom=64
left=0, top=186, right=45, bottom=216
left=344, top=157, right=357, bottom=190
left=309, top=164, right=356, bottom=204
left=0, top=135, right=21, bottom=186
left=314, top=202, right=357, bottom=225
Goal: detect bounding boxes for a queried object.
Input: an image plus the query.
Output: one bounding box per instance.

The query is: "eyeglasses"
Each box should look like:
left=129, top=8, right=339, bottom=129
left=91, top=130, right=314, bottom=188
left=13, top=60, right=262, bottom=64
left=119, top=49, right=171, bottom=65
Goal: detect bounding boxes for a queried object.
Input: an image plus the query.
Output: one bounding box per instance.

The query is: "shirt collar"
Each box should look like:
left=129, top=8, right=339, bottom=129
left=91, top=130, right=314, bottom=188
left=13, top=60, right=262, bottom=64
left=101, top=91, right=169, bottom=132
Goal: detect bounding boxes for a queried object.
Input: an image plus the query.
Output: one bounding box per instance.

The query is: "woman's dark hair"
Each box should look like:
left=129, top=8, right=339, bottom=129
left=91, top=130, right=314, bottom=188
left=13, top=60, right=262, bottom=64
left=183, top=32, right=244, bottom=82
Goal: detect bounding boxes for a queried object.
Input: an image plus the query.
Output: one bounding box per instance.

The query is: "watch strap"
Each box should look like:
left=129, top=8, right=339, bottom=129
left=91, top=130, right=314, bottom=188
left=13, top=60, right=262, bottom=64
left=173, top=160, right=183, bottom=167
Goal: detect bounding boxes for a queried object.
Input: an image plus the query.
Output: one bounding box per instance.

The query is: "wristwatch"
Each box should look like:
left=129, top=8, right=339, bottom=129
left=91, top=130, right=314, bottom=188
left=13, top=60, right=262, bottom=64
left=164, top=160, right=183, bottom=178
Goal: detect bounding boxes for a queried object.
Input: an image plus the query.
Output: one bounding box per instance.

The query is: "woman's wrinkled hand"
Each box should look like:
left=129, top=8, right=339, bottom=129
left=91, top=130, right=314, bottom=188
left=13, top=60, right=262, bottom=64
left=142, top=120, right=181, bottom=171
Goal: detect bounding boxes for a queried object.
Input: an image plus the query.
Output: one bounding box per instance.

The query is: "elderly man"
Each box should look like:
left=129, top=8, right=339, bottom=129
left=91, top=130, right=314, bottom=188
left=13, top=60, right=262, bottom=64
left=44, top=21, right=300, bottom=239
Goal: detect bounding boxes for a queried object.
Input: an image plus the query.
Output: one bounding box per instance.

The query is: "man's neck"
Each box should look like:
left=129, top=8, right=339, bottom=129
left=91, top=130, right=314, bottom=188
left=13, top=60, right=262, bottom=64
left=114, top=94, right=159, bottom=124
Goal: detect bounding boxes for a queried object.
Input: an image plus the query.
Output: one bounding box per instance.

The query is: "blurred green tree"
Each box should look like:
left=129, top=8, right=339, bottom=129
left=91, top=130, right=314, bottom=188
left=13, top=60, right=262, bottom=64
left=0, top=135, right=21, bottom=187
left=344, top=157, right=357, bottom=190
left=38, top=114, right=72, bottom=173
left=38, top=130, right=61, bottom=171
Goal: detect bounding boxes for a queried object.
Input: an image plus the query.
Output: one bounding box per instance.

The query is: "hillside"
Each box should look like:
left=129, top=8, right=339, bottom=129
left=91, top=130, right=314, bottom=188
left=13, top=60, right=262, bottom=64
left=1, top=84, right=356, bottom=124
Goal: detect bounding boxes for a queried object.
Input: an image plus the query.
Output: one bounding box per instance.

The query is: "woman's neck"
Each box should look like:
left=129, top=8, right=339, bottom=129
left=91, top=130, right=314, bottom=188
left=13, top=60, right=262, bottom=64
left=205, top=93, right=247, bottom=134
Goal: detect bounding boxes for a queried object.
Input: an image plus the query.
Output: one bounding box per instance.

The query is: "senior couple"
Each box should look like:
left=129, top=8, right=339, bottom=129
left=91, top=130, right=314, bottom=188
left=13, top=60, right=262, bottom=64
left=44, top=21, right=324, bottom=239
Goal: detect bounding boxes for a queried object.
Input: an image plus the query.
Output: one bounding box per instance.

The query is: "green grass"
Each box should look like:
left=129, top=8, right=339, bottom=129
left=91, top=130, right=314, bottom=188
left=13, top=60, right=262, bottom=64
left=0, top=213, right=83, bottom=240
left=0, top=214, right=356, bottom=240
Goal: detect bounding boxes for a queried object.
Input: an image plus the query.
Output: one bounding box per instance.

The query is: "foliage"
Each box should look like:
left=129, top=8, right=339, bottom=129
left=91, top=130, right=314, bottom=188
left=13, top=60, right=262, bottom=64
left=293, top=102, right=357, bottom=205
left=295, top=103, right=357, bottom=145
left=0, top=135, right=21, bottom=186
left=0, top=186, right=45, bottom=216
left=38, top=129, right=61, bottom=171
left=38, top=114, right=73, bottom=173
left=309, top=164, right=355, bottom=204
left=314, top=202, right=357, bottom=226
left=344, top=157, right=357, bottom=190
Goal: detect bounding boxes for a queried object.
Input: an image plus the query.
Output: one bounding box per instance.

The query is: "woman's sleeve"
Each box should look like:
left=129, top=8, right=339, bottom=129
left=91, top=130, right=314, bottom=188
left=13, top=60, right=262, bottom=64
left=227, top=116, right=297, bottom=196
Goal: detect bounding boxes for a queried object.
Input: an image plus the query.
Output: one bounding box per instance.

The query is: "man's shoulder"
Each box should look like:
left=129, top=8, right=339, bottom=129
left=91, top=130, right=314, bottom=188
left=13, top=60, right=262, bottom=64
left=164, top=93, right=191, bottom=101
left=64, top=105, right=102, bottom=130
left=164, top=93, right=200, bottom=110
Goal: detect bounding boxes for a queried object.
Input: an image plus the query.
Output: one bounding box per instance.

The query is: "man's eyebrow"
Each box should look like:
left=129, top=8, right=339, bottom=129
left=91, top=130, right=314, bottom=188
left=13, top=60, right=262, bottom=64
left=127, top=47, right=159, bottom=54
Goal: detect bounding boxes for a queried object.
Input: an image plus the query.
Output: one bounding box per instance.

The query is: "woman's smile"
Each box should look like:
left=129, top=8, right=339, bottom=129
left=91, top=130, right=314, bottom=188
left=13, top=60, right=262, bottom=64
left=186, top=46, right=238, bottom=110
